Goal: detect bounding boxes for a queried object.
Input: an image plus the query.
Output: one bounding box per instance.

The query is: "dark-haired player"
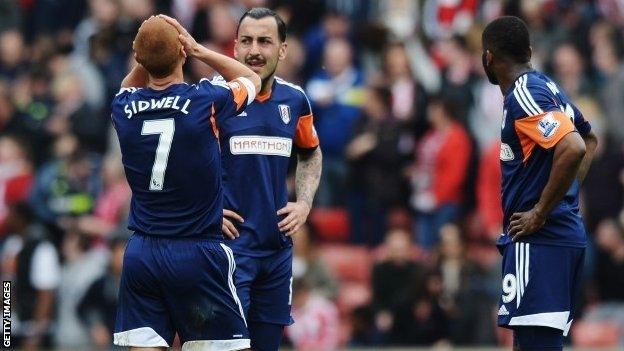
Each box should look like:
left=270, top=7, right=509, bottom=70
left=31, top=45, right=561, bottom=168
left=482, top=16, right=598, bottom=351
left=111, top=16, right=260, bottom=350
left=216, top=8, right=322, bottom=351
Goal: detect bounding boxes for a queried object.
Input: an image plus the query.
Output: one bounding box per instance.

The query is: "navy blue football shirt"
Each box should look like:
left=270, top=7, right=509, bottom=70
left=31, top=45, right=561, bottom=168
left=111, top=77, right=255, bottom=238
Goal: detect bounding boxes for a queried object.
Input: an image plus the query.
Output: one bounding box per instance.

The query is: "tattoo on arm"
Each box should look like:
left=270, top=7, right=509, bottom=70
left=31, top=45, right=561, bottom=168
left=296, top=147, right=322, bottom=208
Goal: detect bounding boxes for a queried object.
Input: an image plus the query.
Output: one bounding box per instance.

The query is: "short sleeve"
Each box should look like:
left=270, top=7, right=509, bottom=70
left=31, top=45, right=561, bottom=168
left=514, top=111, right=576, bottom=150
left=294, top=92, right=319, bottom=150
left=201, top=76, right=256, bottom=119
left=568, top=102, right=591, bottom=136
left=510, top=76, right=582, bottom=161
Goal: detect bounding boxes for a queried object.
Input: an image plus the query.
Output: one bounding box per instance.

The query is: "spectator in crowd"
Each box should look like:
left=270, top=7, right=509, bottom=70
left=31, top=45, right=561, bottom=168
left=54, top=230, right=107, bottom=348
left=286, top=278, right=340, bottom=351
left=594, top=219, right=624, bottom=302
left=381, top=42, right=428, bottom=136
left=409, top=96, right=472, bottom=250
left=476, top=140, right=503, bottom=240
left=436, top=224, right=491, bottom=344
left=307, top=37, right=364, bottom=206
left=591, top=20, right=624, bottom=144
left=391, top=270, right=451, bottom=346
left=3, top=202, right=60, bottom=350
left=302, top=11, right=352, bottom=80
left=29, top=147, right=101, bottom=240
left=551, top=42, right=593, bottom=98
left=436, top=35, right=477, bottom=122
left=0, top=28, right=27, bottom=80
left=73, top=153, right=130, bottom=240
left=582, top=121, right=624, bottom=233
left=77, top=234, right=127, bottom=349
left=0, top=135, right=33, bottom=236
left=292, top=222, right=338, bottom=300
left=346, top=86, right=411, bottom=246
left=371, top=228, right=424, bottom=343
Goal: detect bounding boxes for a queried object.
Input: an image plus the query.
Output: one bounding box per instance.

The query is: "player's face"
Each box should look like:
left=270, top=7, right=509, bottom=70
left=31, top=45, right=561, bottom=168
left=235, top=17, right=287, bottom=82
left=482, top=49, right=499, bottom=85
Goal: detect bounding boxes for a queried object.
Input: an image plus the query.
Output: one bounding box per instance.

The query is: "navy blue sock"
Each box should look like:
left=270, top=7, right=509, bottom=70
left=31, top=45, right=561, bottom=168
left=513, top=326, right=564, bottom=351
left=249, top=321, right=284, bottom=351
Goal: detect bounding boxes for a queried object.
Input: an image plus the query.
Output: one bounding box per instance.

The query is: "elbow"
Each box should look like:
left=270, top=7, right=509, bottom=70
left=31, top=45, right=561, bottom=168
left=250, top=73, right=261, bottom=94
left=571, top=140, right=586, bottom=161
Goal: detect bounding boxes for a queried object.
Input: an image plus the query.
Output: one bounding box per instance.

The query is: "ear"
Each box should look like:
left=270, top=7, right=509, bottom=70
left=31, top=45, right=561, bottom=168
left=278, top=41, right=288, bottom=61
left=233, top=39, right=239, bottom=60
left=486, top=50, right=493, bottom=66
left=528, top=46, right=533, bottom=60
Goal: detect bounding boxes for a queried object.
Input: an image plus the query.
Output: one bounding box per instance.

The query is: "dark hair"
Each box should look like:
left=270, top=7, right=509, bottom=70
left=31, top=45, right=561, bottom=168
left=9, top=202, right=35, bottom=225
left=428, top=94, right=458, bottom=120
left=482, top=16, right=531, bottom=63
left=369, top=85, right=392, bottom=110
left=237, top=7, right=287, bottom=42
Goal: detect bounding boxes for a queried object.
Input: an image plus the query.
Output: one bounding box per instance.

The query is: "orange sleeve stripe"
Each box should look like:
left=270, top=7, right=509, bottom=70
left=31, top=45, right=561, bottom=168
left=514, top=111, right=575, bottom=161
left=294, top=113, right=320, bottom=149
left=228, top=78, right=249, bottom=111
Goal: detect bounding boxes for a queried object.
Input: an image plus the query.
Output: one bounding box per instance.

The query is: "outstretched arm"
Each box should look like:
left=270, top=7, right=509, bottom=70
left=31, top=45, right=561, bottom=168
left=277, top=148, right=323, bottom=236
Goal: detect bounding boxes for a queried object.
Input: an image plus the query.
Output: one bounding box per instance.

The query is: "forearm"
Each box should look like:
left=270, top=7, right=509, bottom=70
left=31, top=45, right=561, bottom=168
left=576, top=131, right=598, bottom=183
left=534, top=134, right=585, bottom=217
left=121, top=63, right=148, bottom=88
left=192, top=45, right=261, bottom=91
left=295, top=148, right=322, bottom=208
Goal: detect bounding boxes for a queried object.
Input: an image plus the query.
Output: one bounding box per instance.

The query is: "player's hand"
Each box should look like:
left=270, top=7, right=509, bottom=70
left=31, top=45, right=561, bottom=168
left=277, top=201, right=311, bottom=236
left=222, top=209, right=244, bottom=239
left=508, top=208, right=547, bottom=241
left=158, top=14, right=198, bottom=58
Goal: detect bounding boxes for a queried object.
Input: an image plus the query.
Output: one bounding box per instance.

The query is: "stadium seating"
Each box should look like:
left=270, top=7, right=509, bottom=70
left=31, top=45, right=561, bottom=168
left=309, top=208, right=350, bottom=242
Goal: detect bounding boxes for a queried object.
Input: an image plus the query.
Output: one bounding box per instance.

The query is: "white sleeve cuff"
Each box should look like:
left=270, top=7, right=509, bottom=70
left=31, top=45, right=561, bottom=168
left=236, top=77, right=256, bottom=106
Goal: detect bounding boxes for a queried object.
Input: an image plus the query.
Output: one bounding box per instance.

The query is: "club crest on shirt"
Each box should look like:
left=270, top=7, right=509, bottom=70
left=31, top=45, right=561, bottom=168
left=278, top=104, right=291, bottom=124
left=538, top=112, right=560, bottom=139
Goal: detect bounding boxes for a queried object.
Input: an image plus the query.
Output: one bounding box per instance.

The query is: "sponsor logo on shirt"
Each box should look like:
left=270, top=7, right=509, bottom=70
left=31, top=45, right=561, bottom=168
left=230, top=136, right=292, bottom=157
left=500, top=143, right=515, bottom=161
left=498, top=304, right=510, bottom=316
left=538, top=112, right=560, bottom=139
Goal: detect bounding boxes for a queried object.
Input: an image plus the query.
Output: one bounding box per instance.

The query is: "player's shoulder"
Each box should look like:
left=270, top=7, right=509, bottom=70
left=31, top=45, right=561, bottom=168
left=274, top=77, right=309, bottom=100
left=114, top=86, right=141, bottom=99
left=505, top=71, right=559, bottom=118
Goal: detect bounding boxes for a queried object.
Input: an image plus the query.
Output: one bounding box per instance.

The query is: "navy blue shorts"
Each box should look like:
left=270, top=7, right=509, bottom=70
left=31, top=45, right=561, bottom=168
left=234, top=248, right=293, bottom=326
left=497, top=242, right=585, bottom=336
left=113, top=234, right=249, bottom=350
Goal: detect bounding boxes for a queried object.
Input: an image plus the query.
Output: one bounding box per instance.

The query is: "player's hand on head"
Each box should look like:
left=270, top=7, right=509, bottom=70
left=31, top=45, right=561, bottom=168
left=158, top=14, right=198, bottom=57
left=277, top=201, right=311, bottom=236
left=222, top=209, right=244, bottom=239
left=508, top=208, right=547, bottom=241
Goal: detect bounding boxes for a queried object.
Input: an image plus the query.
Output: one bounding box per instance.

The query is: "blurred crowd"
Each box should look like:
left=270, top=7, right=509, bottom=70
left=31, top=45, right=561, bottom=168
left=1, top=0, right=624, bottom=349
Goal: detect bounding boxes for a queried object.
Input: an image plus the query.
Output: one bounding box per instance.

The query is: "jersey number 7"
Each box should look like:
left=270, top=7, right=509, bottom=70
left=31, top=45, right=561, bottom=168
left=141, top=119, right=175, bottom=191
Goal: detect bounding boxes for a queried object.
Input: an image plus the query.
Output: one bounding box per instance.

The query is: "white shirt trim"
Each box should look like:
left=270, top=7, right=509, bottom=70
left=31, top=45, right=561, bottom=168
left=509, top=311, right=570, bottom=331
left=182, top=339, right=251, bottom=351
left=113, top=327, right=169, bottom=347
